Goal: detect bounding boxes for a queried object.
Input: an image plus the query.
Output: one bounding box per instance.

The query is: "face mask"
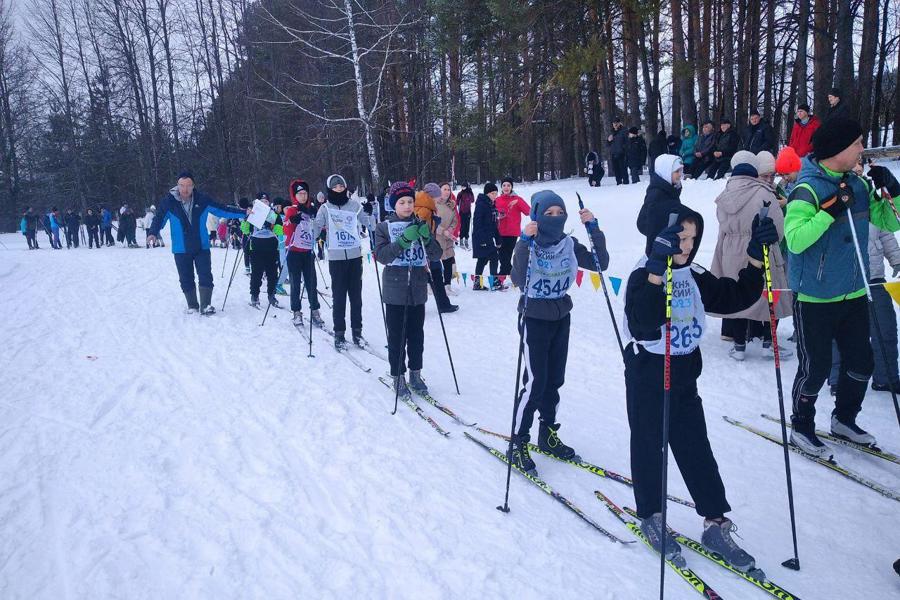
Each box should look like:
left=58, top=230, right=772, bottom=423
left=535, top=213, right=566, bottom=247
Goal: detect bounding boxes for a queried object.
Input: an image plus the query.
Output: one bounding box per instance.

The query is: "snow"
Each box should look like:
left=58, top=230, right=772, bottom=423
left=2, top=174, right=898, bottom=599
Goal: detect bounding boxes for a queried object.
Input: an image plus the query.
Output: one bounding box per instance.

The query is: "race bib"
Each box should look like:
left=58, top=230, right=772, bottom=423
left=388, top=221, right=426, bottom=267
left=527, top=237, right=577, bottom=300
left=289, top=215, right=314, bottom=250
left=326, top=207, right=360, bottom=250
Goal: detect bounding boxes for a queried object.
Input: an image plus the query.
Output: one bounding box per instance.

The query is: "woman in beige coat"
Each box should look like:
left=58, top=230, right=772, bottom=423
left=435, top=182, right=459, bottom=296
left=710, top=150, right=792, bottom=360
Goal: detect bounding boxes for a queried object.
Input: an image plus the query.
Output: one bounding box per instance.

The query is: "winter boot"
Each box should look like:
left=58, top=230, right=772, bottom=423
left=334, top=331, right=349, bottom=350
left=394, top=374, right=411, bottom=398
left=408, top=370, right=429, bottom=395
left=310, top=309, right=326, bottom=328
left=439, top=303, right=460, bottom=314
left=701, top=518, right=759, bottom=575
left=250, top=295, right=260, bottom=309
left=790, top=409, right=831, bottom=459
left=352, top=328, right=366, bottom=348
left=268, top=294, right=280, bottom=308
left=728, top=343, right=746, bottom=361
left=183, top=288, right=200, bottom=314
left=830, top=414, right=877, bottom=446
left=292, top=311, right=304, bottom=326
left=472, top=279, right=487, bottom=291
left=507, top=434, right=537, bottom=475
left=640, top=513, right=685, bottom=567
left=537, top=421, right=579, bottom=461
left=199, top=287, right=216, bottom=315
left=762, top=341, right=793, bottom=359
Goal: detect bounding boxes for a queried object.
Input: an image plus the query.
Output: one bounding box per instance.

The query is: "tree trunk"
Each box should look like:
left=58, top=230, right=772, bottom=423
left=871, top=0, right=891, bottom=145
left=813, top=0, right=835, bottom=117
left=722, top=0, right=735, bottom=118
left=856, top=0, right=879, bottom=144
left=833, top=0, right=855, bottom=103
left=763, top=0, right=776, bottom=122
left=671, top=0, right=696, bottom=128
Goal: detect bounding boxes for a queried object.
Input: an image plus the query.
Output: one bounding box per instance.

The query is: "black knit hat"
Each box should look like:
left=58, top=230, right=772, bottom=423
left=501, top=176, right=514, bottom=187
left=829, top=87, right=841, bottom=98
left=811, top=117, right=862, bottom=160
left=483, top=182, right=498, bottom=195
left=628, top=126, right=639, bottom=135
left=749, top=109, right=760, bottom=117
left=177, top=170, right=194, bottom=181
left=797, top=103, right=811, bottom=112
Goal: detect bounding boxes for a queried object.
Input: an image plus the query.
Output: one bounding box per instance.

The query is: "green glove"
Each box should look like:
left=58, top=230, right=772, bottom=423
left=273, top=224, right=284, bottom=237
left=240, top=220, right=251, bottom=235
left=417, top=222, right=432, bottom=242
left=397, top=223, right=420, bottom=250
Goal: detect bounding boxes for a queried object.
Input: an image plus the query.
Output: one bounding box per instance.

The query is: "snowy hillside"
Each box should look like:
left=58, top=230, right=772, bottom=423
left=1, top=175, right=898, bottom=599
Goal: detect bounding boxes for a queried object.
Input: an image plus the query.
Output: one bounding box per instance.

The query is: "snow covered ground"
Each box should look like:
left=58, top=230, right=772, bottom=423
left=1, top=174, right=898, bottom=599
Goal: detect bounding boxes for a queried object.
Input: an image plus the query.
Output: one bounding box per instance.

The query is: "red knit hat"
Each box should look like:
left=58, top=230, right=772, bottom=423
left=775, top=147, right=802, bottom=175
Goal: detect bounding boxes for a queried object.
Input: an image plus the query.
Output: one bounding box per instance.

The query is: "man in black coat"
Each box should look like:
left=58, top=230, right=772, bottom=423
left=741, top=109, right=778, bottom=154
left=689, top=121, right=717, bottom=178
left=64, top=209, right=81, bottom=248
left=626, top=127, right=648, bottom=184
left=826, top=87, right=851, bottom=121
left=607, top=117, right=629, bottom=185
left=84, top=208, right=101, bottom=248
left=648, top=130, right=668, bottom=172
left=704, top=119, right=740, bottom=180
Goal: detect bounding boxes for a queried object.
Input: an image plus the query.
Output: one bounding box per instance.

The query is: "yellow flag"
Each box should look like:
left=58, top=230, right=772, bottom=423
left=590, top=271, right=601, bottom=291
left=885, top=282, right=900, bottom=306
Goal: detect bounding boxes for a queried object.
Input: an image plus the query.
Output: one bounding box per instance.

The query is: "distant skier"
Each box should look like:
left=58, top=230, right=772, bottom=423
left=84, top=208, right=101, bottom=249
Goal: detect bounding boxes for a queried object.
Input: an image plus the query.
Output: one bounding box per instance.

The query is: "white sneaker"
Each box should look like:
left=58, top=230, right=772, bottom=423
left=445, top=284, right=459, bottom=297
left=790, top=428, right=832, bottom=459
left=830, top=415, right=877, bottom=446
left=729, top=346, right=746, bottom=361
left=763, top=343, right=793, bottom=359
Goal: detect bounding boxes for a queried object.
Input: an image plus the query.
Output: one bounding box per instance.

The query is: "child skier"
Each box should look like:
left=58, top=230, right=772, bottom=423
left=373, top=183, right=443, bottom=396
left=622, top=154, right=778, bottom=571
left=507, top=191, right=609, bottom=469
left=313, top=174, right=376, bottom=349
left=283, top=179, right=324, bottom=328
left=248, top=193, right=280, bottom=308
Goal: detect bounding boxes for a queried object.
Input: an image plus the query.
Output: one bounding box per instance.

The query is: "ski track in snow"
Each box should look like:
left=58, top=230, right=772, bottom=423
left=2, top=174, right=899, bottom=599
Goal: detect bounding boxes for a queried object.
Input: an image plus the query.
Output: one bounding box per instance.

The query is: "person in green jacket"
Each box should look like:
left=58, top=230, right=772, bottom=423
left=680, top=125, right=697, bottom=174
left=785, top=117, right=900, bottom=457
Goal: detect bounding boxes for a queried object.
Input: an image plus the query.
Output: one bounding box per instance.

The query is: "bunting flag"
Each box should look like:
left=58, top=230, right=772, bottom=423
left=885, top=281, right=900, bottom=306
left=498, top=275, right=507, bottom=284
left=366, top=253, right=371, bottom=263
left=487, top=276, right=495, bottom=289
left=454, top=271, right=460, bottom=283
left=575, top=269, right=584, bottom=287
left=590, top=271, right=601, bottom=291
left=461, top=272, right=468, bottom=286
left=609, top=276, right=622, bottom=296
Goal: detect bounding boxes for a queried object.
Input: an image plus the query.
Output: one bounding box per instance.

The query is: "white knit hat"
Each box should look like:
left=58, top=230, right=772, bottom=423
left=756, top=151, right=776, bottom=175
left=653, top=154, right=684, bottom=184
left=730, top=150, right=760, bottom=171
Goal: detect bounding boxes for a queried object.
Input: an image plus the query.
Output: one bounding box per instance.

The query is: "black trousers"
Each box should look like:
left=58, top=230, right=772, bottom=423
left=174, top=249, right=213, bottom=293
left=66, top=228, right=79, bottom=248
left=498, top=236, right=517, bottom=276
left=792, top=296, right=873, bottom=425
left=516, top=314, right=570, bottom=436
left=628, top=164, right=642, bottom=183
left=475, top=256, right=498, bottom=277
left=125, top=227, right=136, bottom=246
left=102, top=226, right=114, bottom=245
left=286, top=251, right=320, bottom=312
left=688, top=157, right=711, bottom=178
left=611, top=155, right=628, bottom=185
left=625, top=347, right=731, bottom=519
left=87, top=227, right=100, bottom=248
left=249, top=236, right=279, bottom=298
left=329, top=256, right=363, bottom=333
left=459, top=212, right=471, bottom=240
left=25, top=230, right=37, bottom=249
left=442, top=257, right=455, bottom=286
left=386, top=303, right=425, bottom=376
left=705, top=158, right=730, bottom=180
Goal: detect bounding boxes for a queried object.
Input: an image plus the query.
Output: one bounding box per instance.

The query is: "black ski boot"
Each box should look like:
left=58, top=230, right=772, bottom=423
left=183, top=288, right=200, bottom=314
left=199, top=287, right=215, bottom=315
left=409, top=370, right=428, bottom=395
left=352, top=328, right=366, bottom=348
left=507, top=434, right=537, bottom=475
left=334, top=331, right=349, bottom=350
left=537, top=421, right=580, bottom=461
left=250, top=294, right=260, bottom=309
left=268, top=294, right=280, bottom=308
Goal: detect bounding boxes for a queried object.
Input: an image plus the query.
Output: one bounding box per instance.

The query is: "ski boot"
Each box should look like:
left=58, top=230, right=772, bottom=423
left=199, top=287, right=216, bottom=315
left=183, top=289, right=200, bottom=314
left=249, top=295, right=260, bottom=309
left=472, top=279, right=487, bottom=291
left=334, top=331, right=350, bottom=351
left=292, top=311, right=304, bottom=326
left=831, top=414, right=877, bottom=446
left=640, top=513, right=685, bottom=568
left=729, top=343, right=746, bottom=361
left=439, top=303, right=459, bottom=314
left=275, top=284, right=288, bottom=296
left=789, top=411, right=831, bottom=459
left=352, top=328, right=366, bottom=349
left=310, top=309, right=326, bottom=328
left=701, top=517, right=762, bottom=577
left=409, top=370, right=429, bottom=395
left=507, top=434, right=537, bottom=476
left=537, top=421, right=580, bottom=461
left=394, top=374, right=411, bottom=398
left=268, top=294, right=280, bottom=308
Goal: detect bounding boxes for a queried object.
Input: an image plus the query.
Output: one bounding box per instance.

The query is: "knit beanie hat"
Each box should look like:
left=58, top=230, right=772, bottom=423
left=423, top=182, right=442, bottom=199
left=326, top=174, right=347, bottom=190
left=756, top=151, right=776, bottom=176
left=501, top=177, right=514, bottom=188
left=483, top=182, right=498, bottom=195
left=529, top=190, right=567, bottom=247
left=388, top=184, right=415, bottom=210
left=775, top=147, right=802, bottom=174
left=811, top=117, right=863, bottom=160
left=730, top=150, right=760, bottom=171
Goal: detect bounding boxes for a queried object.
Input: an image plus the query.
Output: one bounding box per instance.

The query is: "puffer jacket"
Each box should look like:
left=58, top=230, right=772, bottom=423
left=372, top=214, right=443, bottom=305
left=868, top=225, right=900, bottom=281
left=435, top=195, right=458, bottom=260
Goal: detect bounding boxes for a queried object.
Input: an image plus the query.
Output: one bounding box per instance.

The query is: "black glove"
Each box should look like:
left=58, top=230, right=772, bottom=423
left=646, top=224, right=683, bottom=276
left=747, top=214, right=778, bottom=261
left=819, top=180, right=855, bottom=219
left=867, top=165, right=900, bottom=197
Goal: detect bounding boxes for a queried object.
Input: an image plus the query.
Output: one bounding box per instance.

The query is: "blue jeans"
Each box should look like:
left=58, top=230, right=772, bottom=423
left=174, top=250, right=213, bottom=293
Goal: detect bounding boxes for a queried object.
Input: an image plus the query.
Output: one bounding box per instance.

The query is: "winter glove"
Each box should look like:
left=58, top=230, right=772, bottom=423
left=819, top=180, right=855, bottom=220
left=645, top=224, right=683, bottom=277
left=416, top=222, right=432, bottom=242
left=746, top=214, right=778, bottom=261
left=240, top=220, right=251, bottom=235
left=397, top=223, right=421, bottom=250
left=273, top=224, right=284, bottom=237
left=867, top=165, right=900, bottom=198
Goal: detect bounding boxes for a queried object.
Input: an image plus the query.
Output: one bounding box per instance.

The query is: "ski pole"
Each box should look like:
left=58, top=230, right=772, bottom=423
left=370, top=236, right=389, bottom=343
left=428, top=265, right=461, bottom=395
left=221, top=244, right=243, bottom=312
left=576, top=193, right=624, bottom=354
left=658, top=213, right=678, bottom=600
left=844, top=190, right=900, bottom=430
left=259, top=299, right=272, bottom=327
left=498, top=239, right=535, bottom=514
left=759, top=206, right=801, bottom=571
left=392, top=245, right=416, bottom=416
left=305, top=285, right=315, bottom=358
left=315, top=250, right=330, bottom=289
left=317, top=290, right=332, bottom=309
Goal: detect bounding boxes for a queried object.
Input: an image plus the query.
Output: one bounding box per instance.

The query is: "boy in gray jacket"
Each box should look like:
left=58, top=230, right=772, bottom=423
left=373, top=183, right=443, bottom=396
left=313, top=174, right=376, bottom=349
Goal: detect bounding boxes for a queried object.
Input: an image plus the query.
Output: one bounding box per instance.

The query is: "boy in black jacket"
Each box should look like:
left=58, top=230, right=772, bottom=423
left=623, top=171, right=777, bottom=571
left=507, top=191, right=609, bottom=470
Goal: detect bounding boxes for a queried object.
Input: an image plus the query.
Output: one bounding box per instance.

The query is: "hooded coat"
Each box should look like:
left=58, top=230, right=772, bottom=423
left=709, top=176, right=792, bottom=320
left=435, top=193, right=458, bottom=260
left=472, top=193, right=500, bottom=259
left=679, top=125, right=697, bottom=165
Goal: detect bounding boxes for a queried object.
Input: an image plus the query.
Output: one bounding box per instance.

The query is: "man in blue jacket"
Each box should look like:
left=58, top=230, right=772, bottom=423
left=147, top=171, right=247, bottom=314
